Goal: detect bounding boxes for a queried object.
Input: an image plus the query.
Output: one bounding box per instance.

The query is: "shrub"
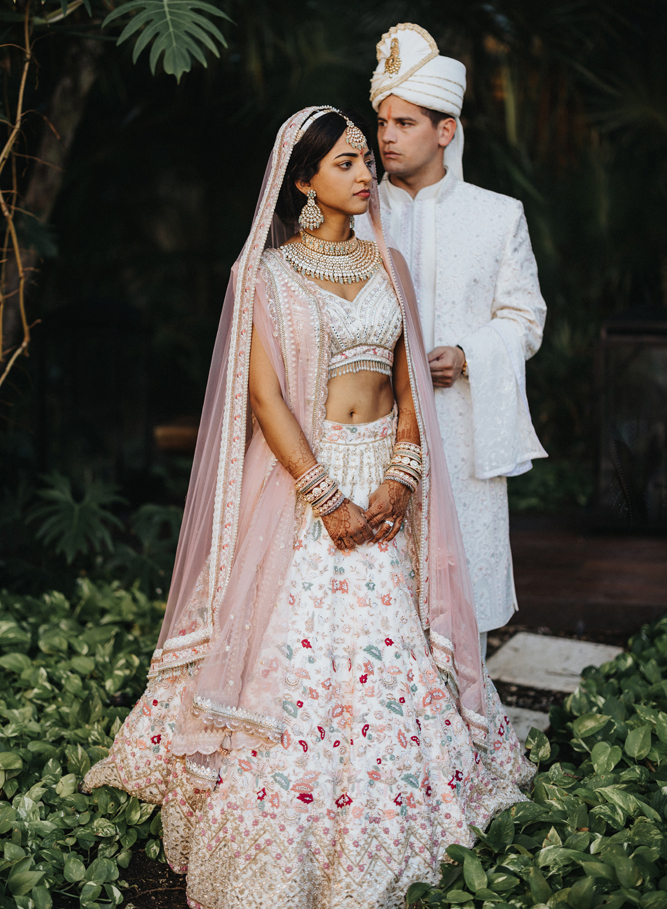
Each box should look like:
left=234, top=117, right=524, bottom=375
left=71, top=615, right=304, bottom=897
left=408, top=616, right=667, bottom=909
left=0, top=473, right=182, bottom=600
left=0, top=580, right=163, bottom=908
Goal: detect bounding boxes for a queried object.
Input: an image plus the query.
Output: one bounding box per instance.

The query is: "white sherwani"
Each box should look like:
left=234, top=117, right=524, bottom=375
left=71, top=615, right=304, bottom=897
left=379, top=170, right=547, bottom=633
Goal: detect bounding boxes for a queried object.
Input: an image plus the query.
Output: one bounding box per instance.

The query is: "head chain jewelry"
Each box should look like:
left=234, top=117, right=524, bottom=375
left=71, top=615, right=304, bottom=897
left=295, top=107, right=368, bottom=152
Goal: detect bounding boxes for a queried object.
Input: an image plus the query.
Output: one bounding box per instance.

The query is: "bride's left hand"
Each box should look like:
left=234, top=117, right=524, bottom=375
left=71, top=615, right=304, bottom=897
left=363, top=480, right=411, bottom=544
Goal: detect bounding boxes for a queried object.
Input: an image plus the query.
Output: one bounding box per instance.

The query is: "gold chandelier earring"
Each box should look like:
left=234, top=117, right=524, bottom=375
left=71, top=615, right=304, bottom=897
left=299, top=189, right=324, bottom=231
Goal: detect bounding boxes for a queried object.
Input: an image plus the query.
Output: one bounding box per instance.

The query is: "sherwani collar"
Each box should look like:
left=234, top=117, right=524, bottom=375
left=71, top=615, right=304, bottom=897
left=380, top=166, right=458, bottom=206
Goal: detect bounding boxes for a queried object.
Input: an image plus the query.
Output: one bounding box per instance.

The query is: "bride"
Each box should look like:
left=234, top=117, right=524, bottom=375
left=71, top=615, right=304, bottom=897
left=84, top=106, right=533, bottom=909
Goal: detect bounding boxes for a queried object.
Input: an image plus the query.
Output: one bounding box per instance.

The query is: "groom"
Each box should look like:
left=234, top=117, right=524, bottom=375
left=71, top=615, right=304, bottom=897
left=369, top=23, right=548, bottom=656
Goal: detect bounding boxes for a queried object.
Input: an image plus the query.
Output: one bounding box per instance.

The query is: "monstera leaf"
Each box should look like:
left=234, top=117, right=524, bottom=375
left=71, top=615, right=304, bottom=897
left=103, top=0, right=232, bottom=81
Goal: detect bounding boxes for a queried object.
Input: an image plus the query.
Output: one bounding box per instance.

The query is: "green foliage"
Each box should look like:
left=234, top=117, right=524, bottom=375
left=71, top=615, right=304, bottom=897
left=508, top=460, right=594, bottom=513
left=0, top=579, right=163, bottom=908
left=27, top=472, right=125, bottom=565
left=408, top=614, right=667, bottom=909
left=1, top=473, right=182, bottom=599
left=103, top=0, right=232, bottom=81
left=108, top=503, right=183, bottom=596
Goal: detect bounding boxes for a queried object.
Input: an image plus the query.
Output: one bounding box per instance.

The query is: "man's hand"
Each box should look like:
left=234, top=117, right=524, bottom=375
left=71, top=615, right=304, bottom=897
left=427, top=346, right=466, bottom=388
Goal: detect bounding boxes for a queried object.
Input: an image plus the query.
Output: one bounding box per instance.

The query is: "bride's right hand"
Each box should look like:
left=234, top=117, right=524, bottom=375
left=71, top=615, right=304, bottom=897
left=321, top=499, right=375, bottom=552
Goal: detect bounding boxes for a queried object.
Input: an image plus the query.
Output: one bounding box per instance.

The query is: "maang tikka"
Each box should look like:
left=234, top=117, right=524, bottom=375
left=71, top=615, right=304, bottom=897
left=299, top=189, right=324, bottom=230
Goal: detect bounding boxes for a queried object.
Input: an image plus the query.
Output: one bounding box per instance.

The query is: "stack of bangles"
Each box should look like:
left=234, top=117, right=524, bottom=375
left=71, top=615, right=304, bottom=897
left=295, top=464, right=346, bottom=517
left=383, top=442, right=423, bottom=493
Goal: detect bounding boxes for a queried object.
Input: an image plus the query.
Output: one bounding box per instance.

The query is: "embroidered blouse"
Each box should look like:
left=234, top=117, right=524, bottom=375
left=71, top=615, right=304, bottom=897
left=317, top=269, right=403, bottom=379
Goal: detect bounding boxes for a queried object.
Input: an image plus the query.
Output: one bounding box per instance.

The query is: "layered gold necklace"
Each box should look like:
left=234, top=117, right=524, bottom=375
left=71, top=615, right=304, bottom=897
left=281, top=230, right=381, bottom=285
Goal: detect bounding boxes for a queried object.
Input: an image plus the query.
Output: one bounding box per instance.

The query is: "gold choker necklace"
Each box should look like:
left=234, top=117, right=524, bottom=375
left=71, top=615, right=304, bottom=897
left=281, top=230, right=381, bottom=285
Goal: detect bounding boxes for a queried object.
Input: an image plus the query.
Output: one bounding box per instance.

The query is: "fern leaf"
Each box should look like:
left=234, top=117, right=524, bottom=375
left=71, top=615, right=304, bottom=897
left=103, top=0, right=232, bottom=82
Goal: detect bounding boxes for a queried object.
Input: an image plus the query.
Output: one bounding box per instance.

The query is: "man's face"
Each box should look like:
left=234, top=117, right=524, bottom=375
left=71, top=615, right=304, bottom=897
left=377, top=95, right=454, bottom=178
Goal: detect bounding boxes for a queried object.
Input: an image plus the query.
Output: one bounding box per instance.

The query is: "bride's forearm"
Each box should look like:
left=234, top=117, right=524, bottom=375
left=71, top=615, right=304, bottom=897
left=249, top=327, right=317, bottom=480
left=253, top=395, right=317, bottom=480
left=393, top=334, right=421, bottom=446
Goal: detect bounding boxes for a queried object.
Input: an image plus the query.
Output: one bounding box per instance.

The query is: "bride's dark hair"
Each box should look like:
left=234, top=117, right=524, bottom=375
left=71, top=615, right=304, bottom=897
left=276, top=109, right=372, bottom=227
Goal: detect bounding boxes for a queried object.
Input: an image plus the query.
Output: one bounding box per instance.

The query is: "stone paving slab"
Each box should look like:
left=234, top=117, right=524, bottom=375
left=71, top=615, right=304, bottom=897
left=504, top=706, right=550, bottom=745
left=487, top=632, right=623, bottom=693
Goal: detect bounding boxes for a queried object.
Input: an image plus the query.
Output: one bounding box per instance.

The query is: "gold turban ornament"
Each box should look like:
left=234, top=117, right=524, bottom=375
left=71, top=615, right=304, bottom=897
left=370, top=23, right=467, bottom=181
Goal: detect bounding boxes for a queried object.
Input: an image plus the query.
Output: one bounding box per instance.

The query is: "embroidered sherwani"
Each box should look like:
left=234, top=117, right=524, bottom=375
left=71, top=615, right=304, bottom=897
left=378, top=170, right=547, bottom=633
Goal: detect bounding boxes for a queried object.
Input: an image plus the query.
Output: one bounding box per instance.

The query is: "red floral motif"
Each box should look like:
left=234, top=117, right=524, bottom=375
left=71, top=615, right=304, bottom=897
left=411, top=736, right=420, bottom=746
left=448, top=769, right=464, bottom=790
left=333, top=740, right=340, bottom=748
left=394, top=793, right=403, bottom=806
left=317, top=727, right=326, bottom=740
left=298, top=740, right=308, bottom=753
left=151, top=734, right=161, bottom=744
left=335, top=793, right=352, bottom=808
left=384, top=637, right=394, bottom=646
left=359, top=674, right=368, bottom=684
left=301, top=639, right=312, bottom=649
left=297, top=793, right=314, bottom=803
left=257, top=788, right=266, bottom=801
left=296, top=701, right=303, bottom=708
left=399, top=697, right=405, bottom=703
left=362, top=724, right=370, bottom=737
left=152, top=699, right=158, bottom=706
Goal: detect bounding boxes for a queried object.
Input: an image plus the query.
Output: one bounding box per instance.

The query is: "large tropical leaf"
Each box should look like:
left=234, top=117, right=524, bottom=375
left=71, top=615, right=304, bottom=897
left=103, top=0, right=232, bottom=82
left=27, top=472, right=125, bottom=565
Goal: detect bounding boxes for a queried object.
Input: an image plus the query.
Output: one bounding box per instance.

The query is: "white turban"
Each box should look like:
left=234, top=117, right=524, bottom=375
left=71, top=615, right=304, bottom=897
left=370, top=23, right=467, bottom=180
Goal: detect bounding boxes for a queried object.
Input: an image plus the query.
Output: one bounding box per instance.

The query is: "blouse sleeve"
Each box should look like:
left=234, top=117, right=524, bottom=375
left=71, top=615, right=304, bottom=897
left=458, top=203, right=548, bottom=480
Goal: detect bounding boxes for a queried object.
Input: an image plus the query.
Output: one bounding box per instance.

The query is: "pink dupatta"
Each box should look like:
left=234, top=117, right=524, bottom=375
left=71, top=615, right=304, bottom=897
left=148, top=108, right=486, bottom=784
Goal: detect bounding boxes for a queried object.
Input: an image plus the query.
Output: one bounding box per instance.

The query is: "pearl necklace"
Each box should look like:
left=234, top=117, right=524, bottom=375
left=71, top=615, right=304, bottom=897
left=281, top=230, right=381, bottom=285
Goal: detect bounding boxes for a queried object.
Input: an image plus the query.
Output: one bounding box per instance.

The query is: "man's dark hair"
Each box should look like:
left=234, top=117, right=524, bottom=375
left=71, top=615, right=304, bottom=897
left=276, top=109, right=372, bottom=227
left=420, top=106, right=456, bottom=128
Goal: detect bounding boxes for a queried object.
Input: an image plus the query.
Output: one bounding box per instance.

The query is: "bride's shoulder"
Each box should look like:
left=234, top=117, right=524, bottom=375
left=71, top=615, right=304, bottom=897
left=259, top=246, right=285, bottom=273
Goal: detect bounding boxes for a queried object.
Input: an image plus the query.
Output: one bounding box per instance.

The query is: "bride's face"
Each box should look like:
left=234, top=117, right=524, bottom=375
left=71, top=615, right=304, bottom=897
left=297, top=132, right=373, bottom=219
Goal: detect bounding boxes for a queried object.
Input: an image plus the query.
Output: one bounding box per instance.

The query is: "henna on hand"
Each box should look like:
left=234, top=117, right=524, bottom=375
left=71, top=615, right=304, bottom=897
left=321, top=498, right=374, bottom=552
left=364, top=480, right=411, bottom=544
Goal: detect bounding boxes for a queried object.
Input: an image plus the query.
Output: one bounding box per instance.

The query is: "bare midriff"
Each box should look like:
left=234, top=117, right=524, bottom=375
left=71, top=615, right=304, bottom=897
left=325, top=371, right=394, bottom=424
left=302, top=271, right=396, bottom=425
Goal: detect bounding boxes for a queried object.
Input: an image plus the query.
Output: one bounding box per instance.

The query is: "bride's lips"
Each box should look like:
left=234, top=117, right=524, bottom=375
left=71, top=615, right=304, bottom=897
left=355, top=189, right=371, bottom=198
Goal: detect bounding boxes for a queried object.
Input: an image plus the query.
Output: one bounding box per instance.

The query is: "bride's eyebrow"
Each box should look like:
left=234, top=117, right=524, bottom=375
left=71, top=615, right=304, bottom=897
left=334, top=152, right=358, bottom=160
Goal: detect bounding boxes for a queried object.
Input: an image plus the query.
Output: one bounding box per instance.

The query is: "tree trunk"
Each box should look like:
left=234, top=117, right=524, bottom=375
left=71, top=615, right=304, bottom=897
left=1, top=37, right=103, bottom=358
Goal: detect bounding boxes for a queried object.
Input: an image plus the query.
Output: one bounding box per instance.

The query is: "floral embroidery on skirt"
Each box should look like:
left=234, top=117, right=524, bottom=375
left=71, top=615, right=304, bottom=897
left=84, top=409, right=534, bottom=909
left=183, top=411, right=534, bottom=908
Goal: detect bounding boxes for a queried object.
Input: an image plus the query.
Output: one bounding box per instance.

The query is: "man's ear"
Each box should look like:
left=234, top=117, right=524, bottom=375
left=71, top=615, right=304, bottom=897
left=438, top=117, right=457, bottom=149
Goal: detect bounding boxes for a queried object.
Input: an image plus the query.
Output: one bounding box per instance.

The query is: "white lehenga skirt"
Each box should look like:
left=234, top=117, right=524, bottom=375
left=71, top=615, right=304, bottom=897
left=183, top=410, right=534, bottom=909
